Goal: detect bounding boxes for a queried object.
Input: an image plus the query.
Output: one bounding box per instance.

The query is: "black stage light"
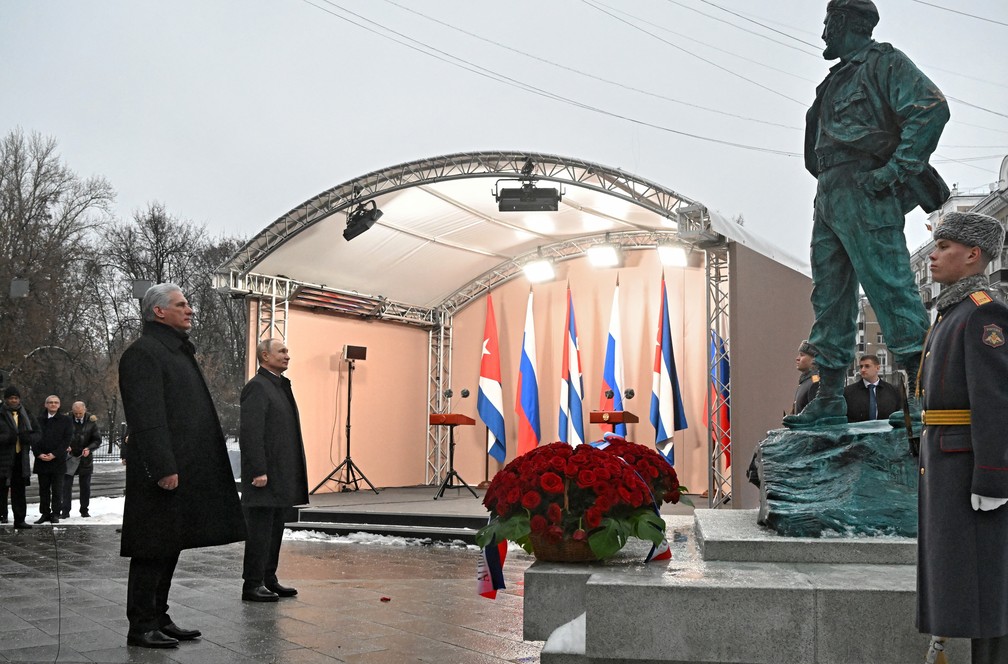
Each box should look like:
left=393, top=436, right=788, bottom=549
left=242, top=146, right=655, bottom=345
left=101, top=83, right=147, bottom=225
left=343, top=200, right=383, bottom=241
left=496, top=183, right=561, bottom=212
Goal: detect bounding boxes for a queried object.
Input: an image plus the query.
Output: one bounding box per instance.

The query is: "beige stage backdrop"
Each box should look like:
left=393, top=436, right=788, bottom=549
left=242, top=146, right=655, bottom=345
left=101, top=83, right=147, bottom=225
left=246, top=244, right=812, bottom=506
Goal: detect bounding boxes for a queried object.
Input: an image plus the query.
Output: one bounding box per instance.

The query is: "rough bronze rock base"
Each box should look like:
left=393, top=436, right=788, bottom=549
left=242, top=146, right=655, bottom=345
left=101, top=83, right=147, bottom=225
left=755, top=419, right=918, bottom=537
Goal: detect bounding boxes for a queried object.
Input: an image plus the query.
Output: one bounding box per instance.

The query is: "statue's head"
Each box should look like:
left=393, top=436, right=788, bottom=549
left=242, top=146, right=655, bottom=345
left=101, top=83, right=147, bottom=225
left=823, top=0, right=879, bottom=60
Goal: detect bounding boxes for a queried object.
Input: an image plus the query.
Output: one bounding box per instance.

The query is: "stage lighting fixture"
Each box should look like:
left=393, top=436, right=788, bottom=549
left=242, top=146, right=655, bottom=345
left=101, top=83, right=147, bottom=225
left=523, top=257, right=555, bottom=283
left=343, top=200, right=383, bottom=241
left=657, top=244, right=689, bottom=267
left=496, top=183, right=561, bottom=212
left=587, top=242, right=621, bottom=268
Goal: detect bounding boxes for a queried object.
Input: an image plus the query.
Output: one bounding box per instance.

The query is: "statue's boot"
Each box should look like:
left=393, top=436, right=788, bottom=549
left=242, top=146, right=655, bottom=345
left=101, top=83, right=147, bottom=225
left=889, top=353, right=923, bottom=436
left=782, top=368, right=848, bottom=429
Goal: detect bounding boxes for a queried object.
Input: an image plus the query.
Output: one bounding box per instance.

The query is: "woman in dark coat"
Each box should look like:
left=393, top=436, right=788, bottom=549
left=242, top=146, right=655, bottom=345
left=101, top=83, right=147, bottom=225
left=32, top=395, right=71, bottom=523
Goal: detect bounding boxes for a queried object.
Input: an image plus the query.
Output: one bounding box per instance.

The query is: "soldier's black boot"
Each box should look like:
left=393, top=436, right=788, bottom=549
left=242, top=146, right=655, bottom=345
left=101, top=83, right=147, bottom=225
left=782, top=367, right=848, bottom=429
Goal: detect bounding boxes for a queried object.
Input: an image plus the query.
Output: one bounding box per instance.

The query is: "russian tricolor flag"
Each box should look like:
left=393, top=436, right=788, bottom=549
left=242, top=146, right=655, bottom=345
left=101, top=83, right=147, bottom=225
left=558, top=286, right=585, bottom=447
left=515, top=290, right=540, bottom=456
left=650, top=274, right=688, bottom=465
left=478, top=294, right=507, bottom=464
left=600, top=279, right=626, bottom=436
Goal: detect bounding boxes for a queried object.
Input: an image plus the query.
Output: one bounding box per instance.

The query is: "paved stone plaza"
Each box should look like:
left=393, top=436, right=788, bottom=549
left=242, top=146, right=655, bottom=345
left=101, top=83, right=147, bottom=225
left=1, top=465, right=540, bottom=664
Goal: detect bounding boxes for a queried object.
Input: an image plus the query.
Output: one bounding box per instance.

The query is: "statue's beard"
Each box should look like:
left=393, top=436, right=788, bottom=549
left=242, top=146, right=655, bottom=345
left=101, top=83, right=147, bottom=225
left=822, top=24, right=844, bottom=60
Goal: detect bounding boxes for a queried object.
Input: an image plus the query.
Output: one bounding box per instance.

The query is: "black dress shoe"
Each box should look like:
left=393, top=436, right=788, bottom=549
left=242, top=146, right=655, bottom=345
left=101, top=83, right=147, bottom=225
left=35, top=515, right=50, bottom=524
left=59, top=512, right=70, bottom=519
left=127, top=629, right=179, bottom=648
left=0, top=515, right=7, bottom=523
left=80, top=511, right=90, bottom=518
left=265, top=582, right=298, bottom=597
left=160, top=622, right=201, bottom=640
left=242, top=585, right=279, bottom=602
left=13, top=522, right=32, bottom=529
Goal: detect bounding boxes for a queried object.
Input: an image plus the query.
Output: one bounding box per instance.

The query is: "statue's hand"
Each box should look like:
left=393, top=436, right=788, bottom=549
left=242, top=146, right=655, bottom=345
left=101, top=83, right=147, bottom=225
left=855, top=166, right=898, bottom=194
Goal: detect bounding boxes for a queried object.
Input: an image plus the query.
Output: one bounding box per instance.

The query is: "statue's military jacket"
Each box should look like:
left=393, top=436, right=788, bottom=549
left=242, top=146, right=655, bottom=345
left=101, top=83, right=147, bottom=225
left=917, top=286, right=1008, bottom=637
left=805, top=40, right=949, bottom=214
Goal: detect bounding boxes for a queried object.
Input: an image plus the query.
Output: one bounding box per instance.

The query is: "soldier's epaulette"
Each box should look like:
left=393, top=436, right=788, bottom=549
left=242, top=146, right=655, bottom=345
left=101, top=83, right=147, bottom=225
left=812, top=375, right=820, bottom=383
left=970, top=291, right=993, bottom=307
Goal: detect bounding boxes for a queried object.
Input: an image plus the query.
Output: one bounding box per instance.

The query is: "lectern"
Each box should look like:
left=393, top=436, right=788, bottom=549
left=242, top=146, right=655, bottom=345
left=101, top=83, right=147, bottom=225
left=589, top=410, right=639, bottom=428
left=429, top=413, right=478, bottom=500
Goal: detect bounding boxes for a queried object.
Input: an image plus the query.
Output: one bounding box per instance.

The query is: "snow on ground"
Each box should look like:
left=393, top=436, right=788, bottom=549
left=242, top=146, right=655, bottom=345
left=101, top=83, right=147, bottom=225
left=28, top=496, right=487, bottom=551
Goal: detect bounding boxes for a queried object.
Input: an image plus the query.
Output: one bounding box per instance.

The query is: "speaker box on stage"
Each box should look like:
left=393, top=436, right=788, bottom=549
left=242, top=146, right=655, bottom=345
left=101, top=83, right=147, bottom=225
left=343, top=345, right=367, bottom=361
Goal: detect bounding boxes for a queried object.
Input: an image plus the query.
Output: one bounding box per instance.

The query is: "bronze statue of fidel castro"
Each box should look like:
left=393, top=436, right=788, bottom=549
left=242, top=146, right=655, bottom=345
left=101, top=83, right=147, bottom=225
left=783, top=0, right=950, bottom=429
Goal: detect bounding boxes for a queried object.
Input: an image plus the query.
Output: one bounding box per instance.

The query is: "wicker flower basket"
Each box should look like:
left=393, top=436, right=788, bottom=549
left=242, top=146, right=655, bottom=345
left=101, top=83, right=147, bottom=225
left=529, top=533, right=598, bottom=562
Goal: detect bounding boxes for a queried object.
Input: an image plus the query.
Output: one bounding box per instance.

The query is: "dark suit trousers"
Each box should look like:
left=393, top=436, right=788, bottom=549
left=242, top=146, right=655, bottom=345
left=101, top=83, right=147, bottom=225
left=127, top=553, right=180, bottom=633
left=1, top=451, right=28, bottom=523
left=37, top=473, right=62, bottom=518
left=62, top=473, right=92, bottom=515
left=242, top=506, right=287, bottom=589
left=973, top=634, right=1008, bottom=664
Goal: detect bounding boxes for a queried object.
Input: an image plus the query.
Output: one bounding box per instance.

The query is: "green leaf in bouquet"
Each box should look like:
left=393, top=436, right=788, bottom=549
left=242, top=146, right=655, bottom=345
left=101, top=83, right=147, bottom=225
left=630, top=510, right=667, bottom=546
left=588, top=517, right=630, bottom=559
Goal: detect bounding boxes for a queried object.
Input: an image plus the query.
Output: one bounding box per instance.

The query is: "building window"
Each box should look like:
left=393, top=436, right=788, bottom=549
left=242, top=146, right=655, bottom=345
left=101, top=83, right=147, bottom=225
left=876, top=332, right=884, bottom=344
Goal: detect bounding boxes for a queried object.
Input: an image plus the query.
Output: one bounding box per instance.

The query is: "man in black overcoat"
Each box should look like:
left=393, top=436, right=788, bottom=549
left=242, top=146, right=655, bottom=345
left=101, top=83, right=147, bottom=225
left=61, top=400, right=102, bottom=518
left=916, top=212, right=1008, bottom=663
left=33, top=394, right=71, bottom=524
left=239, top=338, right=309, bottom=602
left=0, top=386, right=40, bottom=528
left=842, top=355, right=901, bottom=422
left=118, top=283, right=246, bottom=648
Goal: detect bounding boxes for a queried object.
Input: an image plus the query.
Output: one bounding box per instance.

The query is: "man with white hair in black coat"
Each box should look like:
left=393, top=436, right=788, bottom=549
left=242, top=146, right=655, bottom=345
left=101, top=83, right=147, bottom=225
left=118, top=283, right=246, bottom=648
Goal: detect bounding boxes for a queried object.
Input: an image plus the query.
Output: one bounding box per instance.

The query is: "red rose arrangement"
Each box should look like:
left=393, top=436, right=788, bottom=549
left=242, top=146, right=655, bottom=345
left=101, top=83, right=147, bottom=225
left=476, top=440, right=685, bottom=559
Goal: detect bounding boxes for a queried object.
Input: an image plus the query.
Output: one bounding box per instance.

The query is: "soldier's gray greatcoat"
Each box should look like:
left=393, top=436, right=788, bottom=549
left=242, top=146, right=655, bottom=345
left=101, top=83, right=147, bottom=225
left=917, top=284, right=1008, bottom=637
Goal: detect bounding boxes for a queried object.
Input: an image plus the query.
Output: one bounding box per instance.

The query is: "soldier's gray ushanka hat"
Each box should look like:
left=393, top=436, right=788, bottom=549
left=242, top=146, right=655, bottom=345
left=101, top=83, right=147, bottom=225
left=934, top=211, right=1007, bottom=261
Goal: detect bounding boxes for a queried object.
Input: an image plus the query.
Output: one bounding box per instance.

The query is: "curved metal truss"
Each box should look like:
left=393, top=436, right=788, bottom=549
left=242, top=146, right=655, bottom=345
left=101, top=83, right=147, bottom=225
left=215, top=150, right=732, bottom=503
left=216, top=150, right=697, bottom=279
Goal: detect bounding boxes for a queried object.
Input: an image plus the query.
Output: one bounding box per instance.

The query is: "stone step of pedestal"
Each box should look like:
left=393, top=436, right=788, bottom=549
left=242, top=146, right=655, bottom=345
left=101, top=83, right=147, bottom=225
left=526, top=512, right=972, bottom=664
left=695, top=508, right=915, bottom=565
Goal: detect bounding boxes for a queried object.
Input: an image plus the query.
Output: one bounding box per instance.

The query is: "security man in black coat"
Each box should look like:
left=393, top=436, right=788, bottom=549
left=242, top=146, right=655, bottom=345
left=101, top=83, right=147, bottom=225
left=118, top=283, right=246, bottom=648
left=0, top=386, right=40, bottom=528
left=842, top=355, right=901, bottom=422
left=239, top=338, right=309, bottom=602
left=916, top=212, right=1008, bottom=663
left=793, top=340, right=820, bottom=415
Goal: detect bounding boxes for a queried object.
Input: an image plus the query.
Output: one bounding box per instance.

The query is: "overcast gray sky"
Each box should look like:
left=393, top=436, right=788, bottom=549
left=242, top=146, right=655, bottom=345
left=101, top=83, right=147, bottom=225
left=2, top=0, right=1006, bottom=261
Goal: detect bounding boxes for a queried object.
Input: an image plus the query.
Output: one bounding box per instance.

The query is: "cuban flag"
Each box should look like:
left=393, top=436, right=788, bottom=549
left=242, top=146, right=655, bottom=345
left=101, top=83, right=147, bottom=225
left=477, top=294, right=507, bottom=463
left=599, top=279, right=626, bottom=436
left=650, top=274, right=688, bottom=465
left=515, top=290, right=541, bottom=456
left=558, top=286, right=586, bottom=447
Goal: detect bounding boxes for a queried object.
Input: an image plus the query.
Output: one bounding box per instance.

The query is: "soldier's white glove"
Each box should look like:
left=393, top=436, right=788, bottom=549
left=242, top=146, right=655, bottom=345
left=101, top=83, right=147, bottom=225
left=971, top=494, right=1008, bottom=511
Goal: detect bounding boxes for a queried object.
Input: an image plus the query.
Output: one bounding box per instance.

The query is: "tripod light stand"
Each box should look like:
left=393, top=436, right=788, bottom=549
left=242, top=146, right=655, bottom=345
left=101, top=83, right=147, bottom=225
left=310, top=348, right=378, bottom=495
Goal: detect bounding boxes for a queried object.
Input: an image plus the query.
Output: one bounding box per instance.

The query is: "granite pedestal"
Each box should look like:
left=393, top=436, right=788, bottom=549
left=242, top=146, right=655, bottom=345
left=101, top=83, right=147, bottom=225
left=525, top=510, right=971, bottom=664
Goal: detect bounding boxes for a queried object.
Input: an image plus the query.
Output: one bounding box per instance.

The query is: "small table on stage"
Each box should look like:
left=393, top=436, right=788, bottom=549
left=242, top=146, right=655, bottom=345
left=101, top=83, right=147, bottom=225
left=430, top=413, right=479, bottom=500
left=589, top=410, right=639, bottom=430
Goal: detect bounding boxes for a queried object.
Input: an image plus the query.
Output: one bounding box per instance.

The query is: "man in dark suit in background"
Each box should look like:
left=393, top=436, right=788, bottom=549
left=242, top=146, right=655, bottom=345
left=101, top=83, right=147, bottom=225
left=62, top=401, right=103, bottom=518
left=843, top=355, right=901, bottom=422
left=33, top=394, right=71, bottom=524
left=239, top=338, right=309, bottom=602
left=118, top=283, right=246, bottom=648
